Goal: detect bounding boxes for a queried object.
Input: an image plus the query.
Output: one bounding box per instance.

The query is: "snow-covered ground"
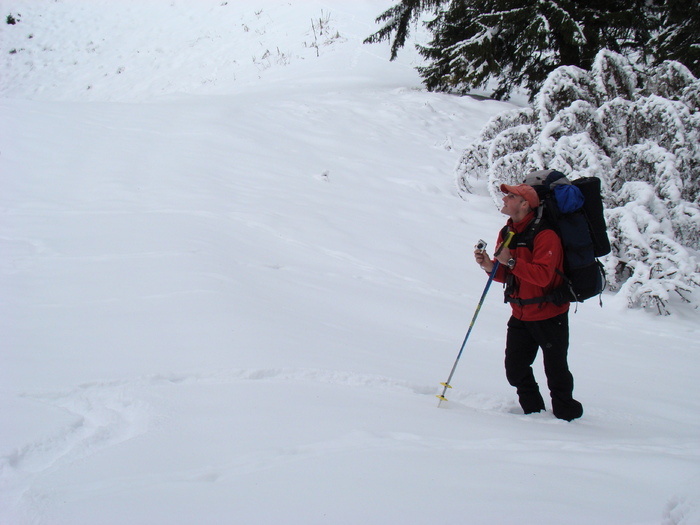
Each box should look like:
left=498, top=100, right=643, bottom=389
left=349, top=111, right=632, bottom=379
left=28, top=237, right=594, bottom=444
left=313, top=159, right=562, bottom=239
left=1, top=1, right=699, bottom=524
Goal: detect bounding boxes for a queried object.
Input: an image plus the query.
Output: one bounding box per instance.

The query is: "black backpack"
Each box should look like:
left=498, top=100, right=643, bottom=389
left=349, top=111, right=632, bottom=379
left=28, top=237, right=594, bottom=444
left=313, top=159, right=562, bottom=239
left=503, top=170, right=610, bottom=306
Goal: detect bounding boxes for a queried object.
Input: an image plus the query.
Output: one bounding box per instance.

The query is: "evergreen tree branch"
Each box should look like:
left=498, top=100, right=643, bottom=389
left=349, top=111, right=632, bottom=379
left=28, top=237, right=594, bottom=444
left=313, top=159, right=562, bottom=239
left=363, top=0, right=444, bottom=60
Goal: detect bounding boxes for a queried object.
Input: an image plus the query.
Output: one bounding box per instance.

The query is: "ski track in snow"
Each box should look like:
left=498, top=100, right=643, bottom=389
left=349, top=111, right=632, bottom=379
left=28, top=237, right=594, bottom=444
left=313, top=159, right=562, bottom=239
left=2, top=363, right=699, bottom=524
left=0, top=369, right=427, bottom=473
left=4, top=367, right=697, bottom=491
left=1, top=369, right=431, bottom=472
left=0, top=368, right=441, bottom=520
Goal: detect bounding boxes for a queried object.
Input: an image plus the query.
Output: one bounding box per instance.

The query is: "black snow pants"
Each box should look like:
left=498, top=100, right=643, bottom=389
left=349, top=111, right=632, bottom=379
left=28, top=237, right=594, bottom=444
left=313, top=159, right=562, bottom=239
left=505, top=312, right=583, bottom=421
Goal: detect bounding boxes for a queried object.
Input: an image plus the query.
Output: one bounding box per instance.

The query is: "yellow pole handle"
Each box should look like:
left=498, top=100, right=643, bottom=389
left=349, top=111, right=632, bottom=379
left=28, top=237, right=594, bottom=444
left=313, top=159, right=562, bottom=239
left=494, top=230, right=514, bottom=257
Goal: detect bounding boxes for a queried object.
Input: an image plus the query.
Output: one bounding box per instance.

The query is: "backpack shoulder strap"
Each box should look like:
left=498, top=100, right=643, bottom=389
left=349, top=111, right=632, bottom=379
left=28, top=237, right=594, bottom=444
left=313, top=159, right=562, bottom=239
left=507, top=205, right=547, bottom=252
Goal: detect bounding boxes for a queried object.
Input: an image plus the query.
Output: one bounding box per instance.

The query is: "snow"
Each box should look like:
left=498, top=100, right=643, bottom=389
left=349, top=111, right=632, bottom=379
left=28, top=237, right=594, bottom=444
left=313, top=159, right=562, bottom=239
left=1, top=1, right=699, bottom=524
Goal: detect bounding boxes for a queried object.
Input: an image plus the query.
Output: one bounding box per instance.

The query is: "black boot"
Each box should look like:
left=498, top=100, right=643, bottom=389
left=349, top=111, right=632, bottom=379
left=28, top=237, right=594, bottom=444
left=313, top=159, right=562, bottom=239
left=519, top=389, right=546, bottom=414
left=553, top=398, right=583, bottom=421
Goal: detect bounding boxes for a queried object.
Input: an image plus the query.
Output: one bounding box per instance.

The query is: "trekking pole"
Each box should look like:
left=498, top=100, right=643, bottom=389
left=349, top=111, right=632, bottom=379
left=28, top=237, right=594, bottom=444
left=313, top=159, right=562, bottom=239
left=437, top=231, right=514, bottom=407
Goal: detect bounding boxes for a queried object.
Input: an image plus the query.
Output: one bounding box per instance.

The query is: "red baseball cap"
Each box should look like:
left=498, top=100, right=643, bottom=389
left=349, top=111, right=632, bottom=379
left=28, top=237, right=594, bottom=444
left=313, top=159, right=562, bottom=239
left=500, top=183, right=540, bottom=209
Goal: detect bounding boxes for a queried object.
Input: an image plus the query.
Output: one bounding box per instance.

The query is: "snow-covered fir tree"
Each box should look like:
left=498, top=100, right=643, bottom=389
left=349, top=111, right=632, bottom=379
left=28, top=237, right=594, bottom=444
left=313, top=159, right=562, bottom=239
left=417, top=0, right=649, bottom=100
left=366, top=0, right=656, bottom=100
left=457, top=50, right=700, bottom=315
left=649, top=0, right=700, bottom=78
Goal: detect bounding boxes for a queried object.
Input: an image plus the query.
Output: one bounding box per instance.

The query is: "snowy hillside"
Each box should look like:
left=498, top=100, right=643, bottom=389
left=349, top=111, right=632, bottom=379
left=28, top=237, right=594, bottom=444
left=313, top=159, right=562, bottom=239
left=1, top=1, right=699, bottom=524
left=0, top=0, right=429, bottom=101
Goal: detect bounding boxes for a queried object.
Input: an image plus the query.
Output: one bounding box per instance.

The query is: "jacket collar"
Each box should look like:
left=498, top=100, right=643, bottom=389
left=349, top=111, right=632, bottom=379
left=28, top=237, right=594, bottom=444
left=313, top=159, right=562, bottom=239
left=509, top=210, right=536, bottom=233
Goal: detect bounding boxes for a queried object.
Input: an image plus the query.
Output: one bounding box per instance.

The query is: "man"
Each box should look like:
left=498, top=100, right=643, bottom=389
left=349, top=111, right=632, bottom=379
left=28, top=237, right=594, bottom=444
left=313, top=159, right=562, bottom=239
left=474, top=183, right=583, bottom=421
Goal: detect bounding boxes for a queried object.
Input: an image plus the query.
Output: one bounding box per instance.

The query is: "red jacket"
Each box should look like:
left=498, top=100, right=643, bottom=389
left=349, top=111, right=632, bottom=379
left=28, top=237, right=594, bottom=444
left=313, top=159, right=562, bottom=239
left=492, top=211, right=569, bottom=321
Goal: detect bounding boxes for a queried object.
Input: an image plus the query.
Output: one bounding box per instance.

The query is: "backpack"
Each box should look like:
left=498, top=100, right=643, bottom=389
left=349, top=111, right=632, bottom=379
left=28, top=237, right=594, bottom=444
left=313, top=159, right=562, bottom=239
left=503, top=170, right=610, bottom=306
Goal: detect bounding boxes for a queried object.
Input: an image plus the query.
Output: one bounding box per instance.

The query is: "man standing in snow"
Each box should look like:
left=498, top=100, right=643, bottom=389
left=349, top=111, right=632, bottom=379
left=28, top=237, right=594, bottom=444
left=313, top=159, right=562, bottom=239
left=474, top=183, right=583, bottom=421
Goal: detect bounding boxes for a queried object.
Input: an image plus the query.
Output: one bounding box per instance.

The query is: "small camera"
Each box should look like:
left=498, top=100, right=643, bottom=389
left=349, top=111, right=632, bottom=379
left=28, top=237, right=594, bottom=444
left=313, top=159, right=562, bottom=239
left=475, top=239, right=487, bottom=252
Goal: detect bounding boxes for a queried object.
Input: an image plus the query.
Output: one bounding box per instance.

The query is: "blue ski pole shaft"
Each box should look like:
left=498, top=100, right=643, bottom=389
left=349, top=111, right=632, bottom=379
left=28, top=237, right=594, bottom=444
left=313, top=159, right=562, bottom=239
left=437, top=231, right=513, bottom=406
left=436, top=262, right=499, bottom=405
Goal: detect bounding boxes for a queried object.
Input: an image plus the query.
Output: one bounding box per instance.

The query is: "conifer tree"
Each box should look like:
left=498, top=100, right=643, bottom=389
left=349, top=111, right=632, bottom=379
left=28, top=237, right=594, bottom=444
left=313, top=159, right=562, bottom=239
left=649, top=0, right=700, bottom=77
left=366, top=0, right=667, bottom=100
left=363, top=0, right=443, bottom=60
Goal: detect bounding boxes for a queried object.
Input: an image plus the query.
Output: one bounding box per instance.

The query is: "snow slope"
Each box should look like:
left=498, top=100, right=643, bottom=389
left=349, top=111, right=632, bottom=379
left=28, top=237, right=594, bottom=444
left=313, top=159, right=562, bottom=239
left=1, top=1, right=699, bottom=524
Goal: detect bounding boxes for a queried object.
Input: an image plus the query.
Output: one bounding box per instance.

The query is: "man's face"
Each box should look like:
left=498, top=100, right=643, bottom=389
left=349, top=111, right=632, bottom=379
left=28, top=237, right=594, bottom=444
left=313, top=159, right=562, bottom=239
left=501, top=192, right=527, bottom=218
